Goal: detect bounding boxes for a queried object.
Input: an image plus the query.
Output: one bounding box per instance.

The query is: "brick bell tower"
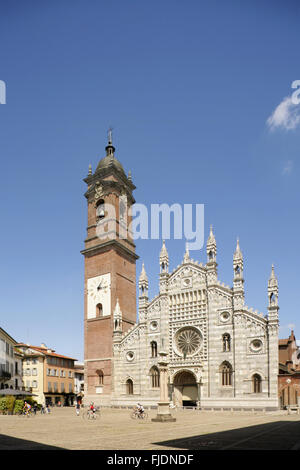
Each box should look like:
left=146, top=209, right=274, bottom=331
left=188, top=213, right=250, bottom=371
left=82, top=130, right=138, bottom=404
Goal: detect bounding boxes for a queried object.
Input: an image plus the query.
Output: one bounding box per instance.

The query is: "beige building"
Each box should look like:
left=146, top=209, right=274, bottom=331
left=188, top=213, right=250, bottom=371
left=0, top=327, right=23, bottom=391
left=17, top=343, right=76, bottom=406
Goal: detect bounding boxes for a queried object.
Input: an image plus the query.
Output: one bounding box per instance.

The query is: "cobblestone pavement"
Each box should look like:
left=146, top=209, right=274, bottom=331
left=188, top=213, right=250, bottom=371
left=0, top=407, right=300, bottom=450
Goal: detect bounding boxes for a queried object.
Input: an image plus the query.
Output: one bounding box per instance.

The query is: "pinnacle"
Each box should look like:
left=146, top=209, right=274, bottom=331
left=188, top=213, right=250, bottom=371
left=183, top=242, right=190, bottom=263
left=160, top=240, right=169, bottom=259
left=139, top=262, right=148, bottom=283
left=234, top=237, right=243, bottom=259
left=207, top=225, right=216, bottom=245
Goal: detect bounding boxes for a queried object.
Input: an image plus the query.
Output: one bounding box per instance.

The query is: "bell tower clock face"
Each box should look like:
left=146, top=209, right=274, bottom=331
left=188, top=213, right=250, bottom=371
left=87, top=273, right=111, bottom=319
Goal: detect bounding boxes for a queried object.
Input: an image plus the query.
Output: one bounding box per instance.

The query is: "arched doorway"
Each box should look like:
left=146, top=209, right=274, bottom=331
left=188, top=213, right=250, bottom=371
left=173, top=371, right=198, bottom=407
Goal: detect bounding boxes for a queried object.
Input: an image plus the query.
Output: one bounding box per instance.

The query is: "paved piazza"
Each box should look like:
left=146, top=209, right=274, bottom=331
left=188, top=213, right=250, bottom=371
left=0, top=407, right=300, bottom=450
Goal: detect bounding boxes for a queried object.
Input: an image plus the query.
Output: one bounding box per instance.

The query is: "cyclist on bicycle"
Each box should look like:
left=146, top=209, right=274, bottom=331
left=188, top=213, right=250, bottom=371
left=23, top=401, right=31, bottom=415
left=136, top=403, right=144, bottom=417
left=89, top=402, right=96, bottom=415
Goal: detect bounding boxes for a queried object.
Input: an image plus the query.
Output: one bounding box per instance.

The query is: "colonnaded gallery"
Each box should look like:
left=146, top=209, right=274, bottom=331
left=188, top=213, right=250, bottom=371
left=82, top=135, right=279, bottom=410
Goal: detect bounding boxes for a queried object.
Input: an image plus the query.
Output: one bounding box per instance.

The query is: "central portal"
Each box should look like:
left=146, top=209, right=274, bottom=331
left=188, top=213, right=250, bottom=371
left=173, top=371, right=198, bottom=407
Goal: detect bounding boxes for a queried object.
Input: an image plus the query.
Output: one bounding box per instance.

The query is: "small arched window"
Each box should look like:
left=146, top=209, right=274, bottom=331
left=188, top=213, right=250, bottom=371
left=96, top=199, right=105, bottom=220
left=253, top=374, right=262, bottom=393
left=150, top=367, right=160, bottom=388
left=220, top=362, right=232, bottom=386
left=96, top=303, right=103, bottom=317
left=126, top=379, right=133, bottom=395
left=235, top=265, right=240, bottom=275
left=96, top=370, right=104, bottom=385
left=119, top=199, right=126, bottom=220
left=151, top=341, right=158, bottom=358
left=222, top=334, right=231, bottom=352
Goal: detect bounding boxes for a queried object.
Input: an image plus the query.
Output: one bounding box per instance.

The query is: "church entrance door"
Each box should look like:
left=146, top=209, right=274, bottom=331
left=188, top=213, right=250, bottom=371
left=173, top=371, right=198, bottom=407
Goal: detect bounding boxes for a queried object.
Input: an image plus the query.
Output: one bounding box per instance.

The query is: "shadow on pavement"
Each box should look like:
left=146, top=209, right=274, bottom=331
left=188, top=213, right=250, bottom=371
left=0, top=434, right=64, bottom=450
left=153, top=420, right=300, bottom=450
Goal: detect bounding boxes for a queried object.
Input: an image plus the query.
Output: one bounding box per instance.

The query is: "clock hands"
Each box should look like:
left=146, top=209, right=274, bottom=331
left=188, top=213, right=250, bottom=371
left=97, top=280, right=108, bottom=291
left=97, top=280, right=102, bottom=291
left=88, top=278, right=109, bottom=300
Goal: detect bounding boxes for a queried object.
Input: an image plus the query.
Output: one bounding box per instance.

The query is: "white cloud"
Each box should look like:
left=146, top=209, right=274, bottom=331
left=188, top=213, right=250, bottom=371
left=279, top=324, right=296, bottom=338
left=282, top=160, right=293, bottom=176
left=267, top=95, right=300, bottom=131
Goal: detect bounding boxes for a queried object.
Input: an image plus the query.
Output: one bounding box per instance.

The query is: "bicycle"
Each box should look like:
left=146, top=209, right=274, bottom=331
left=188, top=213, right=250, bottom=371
left=18, top=409, right=34, bottom=418
left=82, top=407, right=100, bottom=420
left=130, top=409, right=148, bottom=420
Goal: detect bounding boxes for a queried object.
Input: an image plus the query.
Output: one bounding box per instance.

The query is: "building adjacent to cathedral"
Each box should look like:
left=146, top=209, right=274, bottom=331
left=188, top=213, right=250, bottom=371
left=82, top=137, right=279, bottom=410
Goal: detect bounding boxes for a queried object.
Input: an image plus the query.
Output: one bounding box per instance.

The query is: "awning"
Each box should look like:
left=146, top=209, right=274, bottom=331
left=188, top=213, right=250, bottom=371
left=0, top=389, right=37, bottom=396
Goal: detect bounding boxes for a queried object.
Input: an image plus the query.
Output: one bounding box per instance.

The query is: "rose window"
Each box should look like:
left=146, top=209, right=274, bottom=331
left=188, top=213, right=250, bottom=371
left=250, top=339, right=263, bottom=353
left=220, top=311, right=230, bottom=323
left=126, top=351, right=134, bottom=362
left=175, top=327, right=202, bottom=356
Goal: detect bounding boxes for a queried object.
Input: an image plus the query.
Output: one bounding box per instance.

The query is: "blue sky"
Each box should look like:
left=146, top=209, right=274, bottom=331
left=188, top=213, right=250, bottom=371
left=0, top=0, right=300, bottom=360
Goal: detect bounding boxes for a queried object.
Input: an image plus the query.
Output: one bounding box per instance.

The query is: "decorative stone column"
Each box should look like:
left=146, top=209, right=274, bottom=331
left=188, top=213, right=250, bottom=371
left=197, top=381, right=202, bottom=409
left=152, top=351, right=176, bottom=422
left=169, top=382, right=174, bottom=403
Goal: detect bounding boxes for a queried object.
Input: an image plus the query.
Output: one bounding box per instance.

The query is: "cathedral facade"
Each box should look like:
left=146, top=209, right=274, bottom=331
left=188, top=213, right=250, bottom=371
left=82, top=137, right=279, bottom=410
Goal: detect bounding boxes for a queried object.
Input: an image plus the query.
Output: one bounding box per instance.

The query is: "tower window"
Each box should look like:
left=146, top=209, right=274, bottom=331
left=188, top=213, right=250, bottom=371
left=96, top=199, right=105, bottom=220
left=119, top=199, right=126, bottom=220
left=235, top=265, right=240, bottom=275
left=97, top=370, right=104, bottom=385
left=96, top=303, right=103, bottom=317
left=126, top=379, right=133, bottom=395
